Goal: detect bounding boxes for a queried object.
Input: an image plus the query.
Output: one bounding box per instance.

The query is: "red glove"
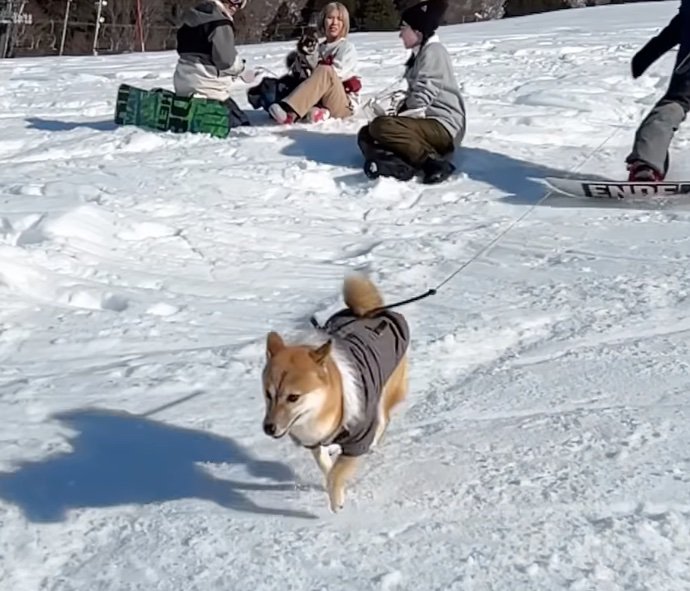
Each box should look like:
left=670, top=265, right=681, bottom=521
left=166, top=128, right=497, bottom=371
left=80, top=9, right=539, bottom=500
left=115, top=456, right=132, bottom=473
left=343, top=76, right=362, bottom=94
left=319, top=55, right=335, bottom=66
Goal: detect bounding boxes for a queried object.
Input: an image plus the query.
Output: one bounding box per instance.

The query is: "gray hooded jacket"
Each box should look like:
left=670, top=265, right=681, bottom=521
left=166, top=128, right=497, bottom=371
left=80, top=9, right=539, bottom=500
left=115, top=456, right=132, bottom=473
left=402, top=35, right=466, bottom=145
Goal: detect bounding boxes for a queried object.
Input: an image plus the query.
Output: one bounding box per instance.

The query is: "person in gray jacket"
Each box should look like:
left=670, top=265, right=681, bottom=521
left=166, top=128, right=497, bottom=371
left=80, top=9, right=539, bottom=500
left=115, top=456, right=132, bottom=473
left=173, top=0, right=247, bottom=102
left=626, top=0, right=690, bottom=181
left=357, top=0, right=465, bottom=184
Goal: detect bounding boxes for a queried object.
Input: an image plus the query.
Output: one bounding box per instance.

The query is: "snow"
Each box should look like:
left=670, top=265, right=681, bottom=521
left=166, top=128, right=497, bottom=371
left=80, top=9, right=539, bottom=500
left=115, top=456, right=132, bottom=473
left=1, top=2, right=690, bottom=589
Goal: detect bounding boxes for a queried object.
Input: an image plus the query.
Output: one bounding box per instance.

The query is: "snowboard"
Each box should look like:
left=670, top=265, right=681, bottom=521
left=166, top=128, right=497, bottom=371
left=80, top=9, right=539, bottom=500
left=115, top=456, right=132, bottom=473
left=545, top=176, right=690, bottom=202
left=113, top=84, right=243, bottom=138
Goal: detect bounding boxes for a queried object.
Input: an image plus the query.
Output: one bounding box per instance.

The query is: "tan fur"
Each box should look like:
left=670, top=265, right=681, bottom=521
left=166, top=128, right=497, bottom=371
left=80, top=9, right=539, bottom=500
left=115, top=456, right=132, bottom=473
left=261, top=273, right=409, bottom=513
left=326, top=455, right=359, bottom=512
left=373, top=354, right=408, bottom=447
left=262, top=340, right=343, bottom=447
left=343, top=274, right=384, bottom=317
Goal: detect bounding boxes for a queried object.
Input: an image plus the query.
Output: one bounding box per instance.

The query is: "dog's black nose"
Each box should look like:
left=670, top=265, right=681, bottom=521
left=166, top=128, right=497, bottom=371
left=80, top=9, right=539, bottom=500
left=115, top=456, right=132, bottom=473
left=263, top=422, right=276, bottom=436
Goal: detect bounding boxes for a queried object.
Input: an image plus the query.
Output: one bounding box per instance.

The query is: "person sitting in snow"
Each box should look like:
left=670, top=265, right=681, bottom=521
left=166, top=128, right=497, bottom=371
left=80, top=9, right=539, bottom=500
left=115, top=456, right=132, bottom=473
left=173, top=0, right=248, bottom=103
left=626, top=0, right=690, bottom=181
left=267, top=2, right=361, bottom=125
left=357, top=0, right=465, bottom=184
left=246, top=27, right=321, bottom=113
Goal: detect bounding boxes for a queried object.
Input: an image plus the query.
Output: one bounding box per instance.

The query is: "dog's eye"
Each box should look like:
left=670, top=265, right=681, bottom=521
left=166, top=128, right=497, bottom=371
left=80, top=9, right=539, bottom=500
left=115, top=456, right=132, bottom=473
left=286, top=394, right=299, bottom=403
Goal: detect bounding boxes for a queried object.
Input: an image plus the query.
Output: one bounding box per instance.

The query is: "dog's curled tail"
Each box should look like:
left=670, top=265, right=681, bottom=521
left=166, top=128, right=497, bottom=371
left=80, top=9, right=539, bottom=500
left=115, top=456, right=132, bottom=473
left=344, top=274, right=384, bottom=317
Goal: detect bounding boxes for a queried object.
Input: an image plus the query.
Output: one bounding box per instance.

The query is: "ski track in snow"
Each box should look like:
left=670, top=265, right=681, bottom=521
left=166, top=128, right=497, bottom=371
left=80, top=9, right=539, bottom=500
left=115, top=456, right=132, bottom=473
left=2, top=4, right=690, bottom=590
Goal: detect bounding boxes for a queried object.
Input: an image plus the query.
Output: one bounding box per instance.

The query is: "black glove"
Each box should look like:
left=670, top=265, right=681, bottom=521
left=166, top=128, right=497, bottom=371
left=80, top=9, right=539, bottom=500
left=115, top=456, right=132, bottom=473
left=631, top=45, right=655, bottom=78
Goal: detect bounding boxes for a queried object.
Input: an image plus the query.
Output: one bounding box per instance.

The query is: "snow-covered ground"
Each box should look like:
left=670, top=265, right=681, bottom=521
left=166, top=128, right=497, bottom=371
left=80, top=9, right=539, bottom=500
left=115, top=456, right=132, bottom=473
left=2, top=3, right=690, bottom=589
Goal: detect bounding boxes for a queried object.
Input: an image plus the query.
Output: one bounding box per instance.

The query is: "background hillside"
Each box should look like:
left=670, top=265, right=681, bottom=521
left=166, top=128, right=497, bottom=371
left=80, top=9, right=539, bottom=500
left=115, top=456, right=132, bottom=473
left=0, top=0, right=666, bottom=57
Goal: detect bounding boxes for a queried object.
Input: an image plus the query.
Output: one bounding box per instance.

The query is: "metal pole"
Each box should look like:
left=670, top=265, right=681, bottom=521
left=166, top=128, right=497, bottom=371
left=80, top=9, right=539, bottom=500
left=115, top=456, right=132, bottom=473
left=92, top=0, right=103, bottom=56
left=59, top=0, right=71, bottom=56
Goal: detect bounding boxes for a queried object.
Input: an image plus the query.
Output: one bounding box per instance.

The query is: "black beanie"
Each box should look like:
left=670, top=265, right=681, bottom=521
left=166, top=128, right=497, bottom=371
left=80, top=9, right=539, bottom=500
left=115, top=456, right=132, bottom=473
left=400, top=0, right=448, bottom=38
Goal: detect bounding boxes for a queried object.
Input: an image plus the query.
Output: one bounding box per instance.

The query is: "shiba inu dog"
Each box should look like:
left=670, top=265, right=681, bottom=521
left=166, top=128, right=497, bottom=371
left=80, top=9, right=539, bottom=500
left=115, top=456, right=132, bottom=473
left=261, top=274, right=410, bottom=513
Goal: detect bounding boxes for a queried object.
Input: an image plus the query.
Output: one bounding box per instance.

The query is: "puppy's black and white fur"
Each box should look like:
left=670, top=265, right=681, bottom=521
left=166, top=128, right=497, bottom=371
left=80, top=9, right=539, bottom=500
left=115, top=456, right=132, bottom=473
left=285, top=27, right=320, bottom=81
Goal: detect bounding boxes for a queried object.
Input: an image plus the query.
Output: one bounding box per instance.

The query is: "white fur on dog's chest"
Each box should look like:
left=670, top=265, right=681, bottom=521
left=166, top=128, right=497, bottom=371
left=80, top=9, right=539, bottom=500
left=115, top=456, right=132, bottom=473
left=289, top=422, right=328, bottom=448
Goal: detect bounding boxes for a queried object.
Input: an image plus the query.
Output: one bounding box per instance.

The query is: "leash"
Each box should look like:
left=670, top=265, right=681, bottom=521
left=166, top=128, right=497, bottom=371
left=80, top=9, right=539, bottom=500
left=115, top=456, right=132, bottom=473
left=310, top=287, right=436, bottom=330
left=140, top=390, right=206, bottom=418
left=317, top=125, right=624, bottom=322
left=675, top=51, right=690, bottom=76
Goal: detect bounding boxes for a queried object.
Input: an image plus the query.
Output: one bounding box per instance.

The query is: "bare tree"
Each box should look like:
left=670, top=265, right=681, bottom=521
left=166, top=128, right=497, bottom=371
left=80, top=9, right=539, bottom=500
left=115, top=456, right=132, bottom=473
left=475, top=0, right=506, bottom=19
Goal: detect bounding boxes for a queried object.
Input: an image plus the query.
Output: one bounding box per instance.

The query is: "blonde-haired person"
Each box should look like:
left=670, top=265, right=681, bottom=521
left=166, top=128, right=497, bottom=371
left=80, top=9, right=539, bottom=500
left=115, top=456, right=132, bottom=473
left=268, top=2, right=361, bottom=124
left=173, top=0, right=248, bottom=102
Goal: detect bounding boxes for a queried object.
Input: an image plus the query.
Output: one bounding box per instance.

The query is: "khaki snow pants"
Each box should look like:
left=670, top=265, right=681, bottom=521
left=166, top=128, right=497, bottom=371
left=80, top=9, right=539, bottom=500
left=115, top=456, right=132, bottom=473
left=283, top=65, right=352, bottom=119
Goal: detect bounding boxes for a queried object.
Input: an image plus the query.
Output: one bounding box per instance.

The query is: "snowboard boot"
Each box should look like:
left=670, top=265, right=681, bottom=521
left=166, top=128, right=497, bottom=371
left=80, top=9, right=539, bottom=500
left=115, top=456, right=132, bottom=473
left=364, top=151, right=416, bottom=181
left=308, top=107, right=331, bottom=123
left=627, top=161, right=663, bottom=182
left=268, top=102, right=297, bottom=125
left=363, top=159, right=380, bottom=180
left=422, top=156, right=455, bottom=184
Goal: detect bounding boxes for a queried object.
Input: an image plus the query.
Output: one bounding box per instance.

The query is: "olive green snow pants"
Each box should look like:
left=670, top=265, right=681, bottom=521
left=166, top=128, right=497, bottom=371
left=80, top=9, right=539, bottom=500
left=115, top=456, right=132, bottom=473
left=358, top=116, right=454, bottom=167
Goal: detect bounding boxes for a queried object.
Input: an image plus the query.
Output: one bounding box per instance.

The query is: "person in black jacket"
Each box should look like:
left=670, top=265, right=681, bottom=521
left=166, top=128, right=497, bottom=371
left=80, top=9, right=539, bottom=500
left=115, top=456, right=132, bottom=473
left=173, top=0, right=247, bottom=102
left=626, top=0, right=690, bottom=181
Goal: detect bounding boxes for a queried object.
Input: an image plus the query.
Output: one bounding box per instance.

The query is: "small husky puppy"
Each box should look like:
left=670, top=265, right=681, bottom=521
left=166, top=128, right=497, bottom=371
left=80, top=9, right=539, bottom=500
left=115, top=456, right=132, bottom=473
left=285, top=26, right=320, bottom=81
left=261, top=274, right=410, bottom=513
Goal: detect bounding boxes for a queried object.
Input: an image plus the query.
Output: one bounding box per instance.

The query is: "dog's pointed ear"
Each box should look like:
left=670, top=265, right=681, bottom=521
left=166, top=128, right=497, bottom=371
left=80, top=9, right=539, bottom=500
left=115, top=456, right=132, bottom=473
left=266, top=332, right=285, bottom=359
left=309, top=340, right=332, bottom=365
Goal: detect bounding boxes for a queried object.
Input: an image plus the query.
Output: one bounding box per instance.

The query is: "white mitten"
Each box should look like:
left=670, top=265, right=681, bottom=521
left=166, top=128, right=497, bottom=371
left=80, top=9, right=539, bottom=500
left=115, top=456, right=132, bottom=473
left=240, top=69, right=260, bottom=84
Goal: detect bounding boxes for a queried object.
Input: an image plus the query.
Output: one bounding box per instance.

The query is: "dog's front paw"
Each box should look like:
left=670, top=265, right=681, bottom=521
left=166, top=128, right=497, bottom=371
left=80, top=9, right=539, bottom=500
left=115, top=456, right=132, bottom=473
left=327, top=484, right=345, bottom=513
left=328, top=495, right=344, bottom=513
